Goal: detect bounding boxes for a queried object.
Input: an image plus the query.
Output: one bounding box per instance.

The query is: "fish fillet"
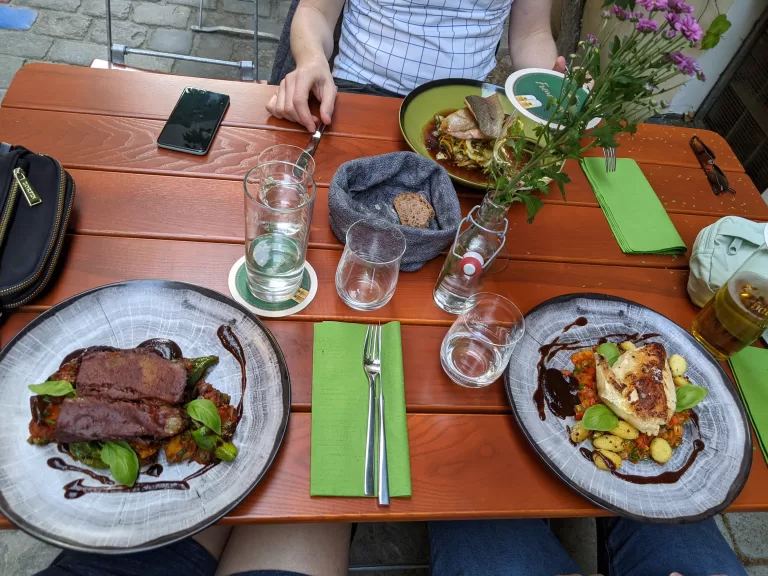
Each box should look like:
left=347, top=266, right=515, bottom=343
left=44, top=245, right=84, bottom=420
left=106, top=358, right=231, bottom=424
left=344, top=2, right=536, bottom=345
left=595, top=343, right=676, bottom=435
left=465, top=93, right=505, bottom=139
left=440, top=108, right=485, bottom=140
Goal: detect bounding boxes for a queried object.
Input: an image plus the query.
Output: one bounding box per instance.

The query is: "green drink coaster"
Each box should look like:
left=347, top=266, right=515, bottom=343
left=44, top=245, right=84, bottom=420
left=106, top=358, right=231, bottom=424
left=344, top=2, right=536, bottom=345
left=228, top=256, right=317, bottom=318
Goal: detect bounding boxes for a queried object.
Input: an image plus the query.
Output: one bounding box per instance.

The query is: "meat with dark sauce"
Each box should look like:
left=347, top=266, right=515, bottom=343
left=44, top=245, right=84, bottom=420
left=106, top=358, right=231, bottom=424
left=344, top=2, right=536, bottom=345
left=55, top=397, right=189, bottom=443
left=76, top=349, right=188, bottom=404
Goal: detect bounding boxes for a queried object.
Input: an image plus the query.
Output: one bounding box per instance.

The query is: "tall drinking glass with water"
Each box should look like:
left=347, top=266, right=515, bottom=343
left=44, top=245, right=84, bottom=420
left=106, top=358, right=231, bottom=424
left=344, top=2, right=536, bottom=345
left=691, top=226, right=768, bottom=360
left=258, top=144, right=316, bottom=177
left=244, top=160, right=316, bottom=303
left=441, top=293, right=525, bottom=388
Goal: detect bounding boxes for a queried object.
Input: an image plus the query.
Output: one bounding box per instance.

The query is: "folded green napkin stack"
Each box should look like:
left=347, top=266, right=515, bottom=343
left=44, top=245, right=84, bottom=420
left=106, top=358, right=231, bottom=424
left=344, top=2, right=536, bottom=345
left=729, top=346, right=768, bottom=464
left=580, top=157, right=686, bottom=255
left=311, top=321, right=412, bottom=497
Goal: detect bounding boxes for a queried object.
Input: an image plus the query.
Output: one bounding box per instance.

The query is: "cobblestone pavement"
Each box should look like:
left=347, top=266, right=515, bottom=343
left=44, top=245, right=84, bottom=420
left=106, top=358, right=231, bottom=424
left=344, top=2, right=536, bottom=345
left=0, top=0, right=287, bottom=104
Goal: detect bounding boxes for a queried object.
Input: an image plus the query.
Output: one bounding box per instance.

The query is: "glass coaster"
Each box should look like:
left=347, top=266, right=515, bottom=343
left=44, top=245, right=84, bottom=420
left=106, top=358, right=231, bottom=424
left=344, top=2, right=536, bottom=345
left=228, top=256, right=318, bottom=318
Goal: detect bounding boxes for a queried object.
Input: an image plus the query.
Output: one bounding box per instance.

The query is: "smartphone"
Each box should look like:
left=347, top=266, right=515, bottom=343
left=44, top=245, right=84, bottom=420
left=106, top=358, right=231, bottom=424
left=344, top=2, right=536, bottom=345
left=157, top=87, right=230, bottom=155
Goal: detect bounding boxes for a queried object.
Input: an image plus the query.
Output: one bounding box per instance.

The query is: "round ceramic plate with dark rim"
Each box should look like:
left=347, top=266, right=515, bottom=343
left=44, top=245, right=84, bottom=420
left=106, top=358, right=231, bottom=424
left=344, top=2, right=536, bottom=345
left=504, top=293, right=752, bottom=523
left=399, top=78, right=514, bottom=190
left=0, top=280, right=290, bottom=553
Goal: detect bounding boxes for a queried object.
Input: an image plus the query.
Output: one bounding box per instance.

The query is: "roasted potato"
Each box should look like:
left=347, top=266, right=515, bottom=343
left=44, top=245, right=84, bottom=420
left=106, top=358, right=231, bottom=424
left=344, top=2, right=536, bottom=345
left=619, top=341, right=637, bottom=352
left=610, top=420, right=640, bottom=440
left=669, top=354, right=687, bottom=378
left=570, top=422, right=590, bottom=444
left=593, top=434, right=624, bottom=452
left=593, top=449, right=622, bottom=470
left=673, top=375, right=692, bottom=388
left=650, top=438, right=672, bottom=463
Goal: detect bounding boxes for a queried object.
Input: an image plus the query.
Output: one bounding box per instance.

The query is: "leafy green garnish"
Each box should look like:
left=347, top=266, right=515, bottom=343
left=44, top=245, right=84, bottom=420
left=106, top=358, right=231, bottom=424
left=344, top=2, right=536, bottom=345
left=69, top=442, right=107, bottom=469
left=101, top=441, right=139, bottom=487
left=676, top=385, right=708, bottom=412
left=597, top=342, right=621, bottom=367
left=186, top=399, right=222, bottom=434
left=28, top=380, right=75, bottom=397
left=581, top=404, right=619, bottom=431
left=187, top=356, right=219, bottom=387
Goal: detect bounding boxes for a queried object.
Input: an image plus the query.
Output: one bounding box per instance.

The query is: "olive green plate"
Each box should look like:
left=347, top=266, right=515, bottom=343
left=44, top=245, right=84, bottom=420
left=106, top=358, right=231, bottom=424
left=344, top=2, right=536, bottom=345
left=399, top=79, right=513, bottom=190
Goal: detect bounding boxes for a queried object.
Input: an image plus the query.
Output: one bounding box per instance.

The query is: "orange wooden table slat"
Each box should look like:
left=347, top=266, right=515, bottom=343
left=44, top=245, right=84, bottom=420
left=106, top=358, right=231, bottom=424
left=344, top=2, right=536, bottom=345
left=64, top=169, right=761, bottom=270
left=1, top=64, right=404, bottom=142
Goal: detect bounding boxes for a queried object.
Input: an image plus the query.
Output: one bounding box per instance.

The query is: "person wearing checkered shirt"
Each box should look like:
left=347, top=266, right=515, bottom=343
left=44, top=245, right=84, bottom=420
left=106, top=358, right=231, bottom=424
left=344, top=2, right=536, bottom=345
left=266, top=0, right=565, bottom=132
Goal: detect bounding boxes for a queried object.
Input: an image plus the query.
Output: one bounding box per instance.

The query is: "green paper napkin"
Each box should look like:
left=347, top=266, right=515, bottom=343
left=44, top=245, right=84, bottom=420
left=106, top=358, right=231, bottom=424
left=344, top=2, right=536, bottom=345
left=580, top=157, right=686, bottom=255
left=311, top=321, right=412, bottom=497
left=729, top=346, right=768, bottom=465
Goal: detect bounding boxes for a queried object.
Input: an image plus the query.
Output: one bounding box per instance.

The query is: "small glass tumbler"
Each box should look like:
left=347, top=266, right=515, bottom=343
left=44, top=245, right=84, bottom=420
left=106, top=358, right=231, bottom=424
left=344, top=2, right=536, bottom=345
left=258, top=144, right=316, bottom=178
left=440, top=293, right=525, bottom=388
left=335, top=219, right=407, bottom=310
left=244, top=160, right=316, bottom=303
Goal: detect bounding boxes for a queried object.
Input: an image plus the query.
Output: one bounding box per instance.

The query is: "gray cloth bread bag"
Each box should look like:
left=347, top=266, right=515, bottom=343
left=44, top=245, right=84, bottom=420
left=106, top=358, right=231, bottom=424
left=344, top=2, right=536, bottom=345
left=329, top=152, right=462, bottom=272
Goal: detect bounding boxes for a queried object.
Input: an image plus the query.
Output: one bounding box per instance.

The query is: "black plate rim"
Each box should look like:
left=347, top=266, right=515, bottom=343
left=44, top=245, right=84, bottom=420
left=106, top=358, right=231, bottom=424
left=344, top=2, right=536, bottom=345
left=503, top=292, right=753, bottom=524
left=0, top=279, right=292, bottom=553
left=398, top=78, right=505, bottom=189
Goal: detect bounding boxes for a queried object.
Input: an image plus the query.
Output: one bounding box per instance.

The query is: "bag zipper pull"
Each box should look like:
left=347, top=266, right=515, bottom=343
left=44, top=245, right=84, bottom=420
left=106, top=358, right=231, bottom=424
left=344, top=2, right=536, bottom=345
left=13, top=167, right=42, bottom=207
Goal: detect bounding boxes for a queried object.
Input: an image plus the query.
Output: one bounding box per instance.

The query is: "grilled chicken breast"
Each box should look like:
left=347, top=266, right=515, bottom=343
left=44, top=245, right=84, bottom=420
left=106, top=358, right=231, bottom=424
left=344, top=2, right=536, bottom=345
left=595, top=343, right=676, bottom=436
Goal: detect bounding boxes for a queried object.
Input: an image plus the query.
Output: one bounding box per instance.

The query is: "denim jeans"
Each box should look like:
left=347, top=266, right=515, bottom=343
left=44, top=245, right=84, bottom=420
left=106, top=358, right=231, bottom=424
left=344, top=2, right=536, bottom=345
left=429, top=518, right=746, bottom=576
left=35, top=517, right=745, bottom=576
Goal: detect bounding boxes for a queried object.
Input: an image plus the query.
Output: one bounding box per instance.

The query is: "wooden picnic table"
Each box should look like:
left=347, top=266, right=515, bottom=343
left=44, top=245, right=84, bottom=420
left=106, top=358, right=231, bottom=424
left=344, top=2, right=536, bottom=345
left=1, top=63, right=768, bottom=527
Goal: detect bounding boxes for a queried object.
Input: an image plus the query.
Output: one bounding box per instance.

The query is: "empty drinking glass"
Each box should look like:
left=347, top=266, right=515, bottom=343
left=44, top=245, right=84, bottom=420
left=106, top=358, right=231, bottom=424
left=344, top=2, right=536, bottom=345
left=335, top=219, right=406, bottom=310
left=244, top=160, right=316, bottom=303
left=440, top=293, right=525, bottom=388
left=258, top=144, right=316, bottom=178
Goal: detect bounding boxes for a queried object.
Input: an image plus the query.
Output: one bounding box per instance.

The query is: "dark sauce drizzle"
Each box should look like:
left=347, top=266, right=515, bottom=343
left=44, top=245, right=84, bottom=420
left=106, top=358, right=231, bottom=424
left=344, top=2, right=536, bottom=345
left=49, top=325, right=246, bottom=498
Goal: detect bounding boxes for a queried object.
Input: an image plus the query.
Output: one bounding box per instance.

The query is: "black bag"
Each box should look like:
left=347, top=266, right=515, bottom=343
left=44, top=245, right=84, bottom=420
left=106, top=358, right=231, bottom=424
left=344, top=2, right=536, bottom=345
left=0, top=144, right=75, bottom=315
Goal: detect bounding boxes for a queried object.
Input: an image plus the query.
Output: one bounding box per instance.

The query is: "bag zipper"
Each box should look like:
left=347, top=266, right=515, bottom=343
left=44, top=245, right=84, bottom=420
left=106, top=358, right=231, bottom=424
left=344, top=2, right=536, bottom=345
left=0, top=177, right=20, bottom=252
left=0, top=158, right=68, bottom=301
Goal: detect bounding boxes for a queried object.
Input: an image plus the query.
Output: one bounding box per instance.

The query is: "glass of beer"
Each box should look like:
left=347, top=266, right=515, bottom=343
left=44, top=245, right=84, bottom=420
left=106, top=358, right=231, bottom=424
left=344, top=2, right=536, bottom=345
left=691, top=226, right=768, bottom=360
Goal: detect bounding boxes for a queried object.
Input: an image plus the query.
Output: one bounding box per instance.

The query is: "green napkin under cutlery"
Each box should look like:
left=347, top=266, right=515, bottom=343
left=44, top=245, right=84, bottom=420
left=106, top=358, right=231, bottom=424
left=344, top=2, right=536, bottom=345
left=311, top=321, right=412, bottom=497
left=580, top=157, right=686, bottom=255
left=729, top=346, right=768, bottom=465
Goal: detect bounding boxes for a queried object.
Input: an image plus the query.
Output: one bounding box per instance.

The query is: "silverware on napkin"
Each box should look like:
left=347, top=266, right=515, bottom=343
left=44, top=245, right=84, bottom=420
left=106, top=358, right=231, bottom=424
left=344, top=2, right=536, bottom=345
left=362, top=324, right=389, bottom=505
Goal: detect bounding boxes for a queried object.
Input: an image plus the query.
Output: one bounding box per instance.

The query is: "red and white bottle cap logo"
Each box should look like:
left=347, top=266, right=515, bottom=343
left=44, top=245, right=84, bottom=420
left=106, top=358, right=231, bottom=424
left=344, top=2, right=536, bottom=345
left=460, top=251, right=484, bottom=277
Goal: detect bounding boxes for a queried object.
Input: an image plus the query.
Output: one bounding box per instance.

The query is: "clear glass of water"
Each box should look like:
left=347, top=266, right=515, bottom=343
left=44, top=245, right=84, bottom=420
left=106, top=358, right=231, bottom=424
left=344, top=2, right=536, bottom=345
left=244, top=160, right=316, bottom=303
left=258, top=144, right=316, bottom=178
left=440, top=293, right=525, bottom=388
left=335, top=219, right=407, bottom=310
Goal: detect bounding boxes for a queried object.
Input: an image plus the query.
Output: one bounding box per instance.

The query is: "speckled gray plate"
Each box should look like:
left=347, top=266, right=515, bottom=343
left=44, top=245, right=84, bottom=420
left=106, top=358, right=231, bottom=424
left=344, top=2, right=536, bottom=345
left=504, top=293, right=752, bottom=523
left=0, top=281, right=290, bottom=553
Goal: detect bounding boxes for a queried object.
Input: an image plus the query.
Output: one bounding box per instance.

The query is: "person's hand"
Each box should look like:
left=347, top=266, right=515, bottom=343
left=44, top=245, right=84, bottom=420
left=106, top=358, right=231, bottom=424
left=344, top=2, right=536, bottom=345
left=266, top=58, right=337, bottom=132
left=553, top=56, right=567, bottom=73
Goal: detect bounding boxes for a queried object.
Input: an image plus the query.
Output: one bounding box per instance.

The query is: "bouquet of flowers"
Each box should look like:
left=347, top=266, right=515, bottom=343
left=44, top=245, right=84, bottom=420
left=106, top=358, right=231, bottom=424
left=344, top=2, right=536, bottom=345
left=490, top=0, right=731, bottom=222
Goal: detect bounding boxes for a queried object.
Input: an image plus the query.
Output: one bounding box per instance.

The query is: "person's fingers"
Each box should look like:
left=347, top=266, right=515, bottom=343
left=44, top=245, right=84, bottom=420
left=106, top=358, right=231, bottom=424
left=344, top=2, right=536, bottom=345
left=266, top=93, right=278, bottom=117
left=283, top=74, right=298, bottom=123
left=318, top=79, right=337, bottom=126
left=292, top=73, right=317, bottom=132
left=273, top=80, right=287, bottom=119
left=554, top=56, right=567, bottom=73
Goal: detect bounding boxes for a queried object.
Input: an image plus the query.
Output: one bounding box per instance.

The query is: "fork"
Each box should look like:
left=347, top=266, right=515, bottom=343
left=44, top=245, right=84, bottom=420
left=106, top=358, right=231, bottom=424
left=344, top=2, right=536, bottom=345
left=363, top=324, right=389, bottom=505
left=362, top=324, right=378, bottom=496
left=293, top=122, right=326, bottom=178
left=603, top=147, right=616, bottom=173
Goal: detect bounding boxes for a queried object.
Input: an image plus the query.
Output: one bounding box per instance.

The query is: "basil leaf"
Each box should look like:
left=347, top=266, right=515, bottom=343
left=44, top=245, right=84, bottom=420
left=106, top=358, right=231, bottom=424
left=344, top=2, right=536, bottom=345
left=191, top=427, right=218, bottom=453
left=186, top=399, right=222, bottom=435
left=597, top=342, right=621, bottom=367
left=676, top=385, right=708, bottom=412
left=28, top=380, right=75, bottom=397
left=581, top=404, right=619, bottom=431
left=101, top=441, right=139, bottom=487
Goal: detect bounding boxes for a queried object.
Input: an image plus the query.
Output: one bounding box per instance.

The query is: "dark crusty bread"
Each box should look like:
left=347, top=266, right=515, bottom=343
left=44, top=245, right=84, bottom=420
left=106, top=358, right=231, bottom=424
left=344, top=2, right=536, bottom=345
left=394, top=193, right=435, bottom=228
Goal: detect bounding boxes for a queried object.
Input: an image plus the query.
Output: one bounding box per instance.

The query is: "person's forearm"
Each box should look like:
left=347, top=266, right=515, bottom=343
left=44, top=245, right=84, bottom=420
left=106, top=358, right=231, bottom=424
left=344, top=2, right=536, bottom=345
left=509, top=30, right=558, bottom=70
left=291, top=4, right=336, bottom=67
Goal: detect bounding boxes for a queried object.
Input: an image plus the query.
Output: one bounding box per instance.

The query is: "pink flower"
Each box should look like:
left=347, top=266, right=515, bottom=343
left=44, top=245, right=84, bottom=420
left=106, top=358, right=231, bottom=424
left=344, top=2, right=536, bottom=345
left=586, top=33, right=599, bottom=45
left=629, top=11, right=643, bottom=22
left=639, top=0, right=669, bottom=12
left=663, top=29, right=677, bottom=39
left=666, top=12, right=681, bottom=27
left=613, top=5, right=628, bottom=20
left=665, top=51, right=699, bottom=76
left=678, top=14, right=703, bottom=42
left=667, top=0, right=695, bottom=13
left=636, top=18, right=659, bottom=32
left=601, top=9, right=612, bottom=18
